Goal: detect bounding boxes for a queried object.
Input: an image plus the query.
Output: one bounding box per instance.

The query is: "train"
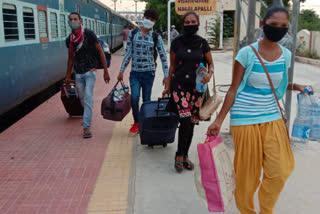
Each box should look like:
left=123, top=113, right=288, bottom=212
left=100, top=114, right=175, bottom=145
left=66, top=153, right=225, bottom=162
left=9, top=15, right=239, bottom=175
left=0, top=0, right=132, bottom=115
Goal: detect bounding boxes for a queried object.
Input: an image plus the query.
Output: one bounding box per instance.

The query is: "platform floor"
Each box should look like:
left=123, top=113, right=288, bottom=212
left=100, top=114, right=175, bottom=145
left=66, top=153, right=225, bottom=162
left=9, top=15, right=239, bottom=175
left=1, top=49, right=320, bottom=214
left=0, top=52, right=133, bottom=214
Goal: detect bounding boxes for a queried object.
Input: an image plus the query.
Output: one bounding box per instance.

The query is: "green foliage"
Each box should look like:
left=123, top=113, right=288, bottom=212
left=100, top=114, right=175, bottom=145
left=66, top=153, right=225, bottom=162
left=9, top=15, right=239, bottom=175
left=207, top=18, right=220, bottom=48
left=223, top=14, right=234, bottom=38
left=298, top=9, right=320, bottom=31
left=260, top=0, right=306, bottom=18
left=145, top=0, right=182, bottom=33
left=206, top=14, right=234, bottom=49
left=296, top=40, right=306, bottom=55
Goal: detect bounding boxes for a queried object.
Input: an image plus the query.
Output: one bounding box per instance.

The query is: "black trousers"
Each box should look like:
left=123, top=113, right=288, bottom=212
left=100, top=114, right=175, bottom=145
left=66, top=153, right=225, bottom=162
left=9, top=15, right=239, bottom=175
left=176, top=117, right=195, bottom=157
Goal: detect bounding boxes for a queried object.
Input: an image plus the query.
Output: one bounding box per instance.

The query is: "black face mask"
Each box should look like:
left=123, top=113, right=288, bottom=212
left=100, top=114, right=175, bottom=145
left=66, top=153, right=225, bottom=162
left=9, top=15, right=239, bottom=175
left=263, top=24, right=288, bottom=42
left=183, top=25, right=199, bottom=36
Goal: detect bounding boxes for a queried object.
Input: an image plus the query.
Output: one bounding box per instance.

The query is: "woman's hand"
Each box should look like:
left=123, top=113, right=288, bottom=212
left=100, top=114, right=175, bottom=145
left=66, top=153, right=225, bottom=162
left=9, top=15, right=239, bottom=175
left=295, top=84, right=314, bottom=95
left=201, top=72, right=212, bottom=84
left=206, top=120, right=222, bottom=136
left=162, top=87, right=170, bottom=97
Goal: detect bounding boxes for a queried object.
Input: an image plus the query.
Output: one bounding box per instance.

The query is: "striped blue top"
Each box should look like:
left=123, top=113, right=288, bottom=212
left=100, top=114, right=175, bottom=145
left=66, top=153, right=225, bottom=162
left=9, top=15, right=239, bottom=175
left=120, top=28, right=169, bottom=77
left=230, top=54, right=286, bottom=126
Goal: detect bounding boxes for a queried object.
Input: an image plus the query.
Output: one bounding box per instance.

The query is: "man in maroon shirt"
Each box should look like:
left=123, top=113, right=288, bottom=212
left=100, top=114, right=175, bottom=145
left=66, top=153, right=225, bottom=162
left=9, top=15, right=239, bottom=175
left=121, top=26, right=131, bottom=55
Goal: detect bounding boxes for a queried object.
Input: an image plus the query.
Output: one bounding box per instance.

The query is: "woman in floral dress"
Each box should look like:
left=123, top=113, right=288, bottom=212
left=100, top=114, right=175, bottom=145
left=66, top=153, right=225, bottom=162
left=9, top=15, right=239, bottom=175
left=163, top=11, right=214, bottom=173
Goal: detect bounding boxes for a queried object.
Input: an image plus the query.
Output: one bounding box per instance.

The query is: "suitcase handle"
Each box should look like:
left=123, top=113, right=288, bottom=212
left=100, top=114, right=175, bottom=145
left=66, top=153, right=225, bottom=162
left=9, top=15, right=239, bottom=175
left=156, top=97, right=170, bottom=117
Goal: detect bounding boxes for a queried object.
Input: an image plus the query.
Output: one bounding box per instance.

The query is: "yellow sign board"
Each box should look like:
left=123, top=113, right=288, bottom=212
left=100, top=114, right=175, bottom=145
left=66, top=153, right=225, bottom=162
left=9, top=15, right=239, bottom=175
left=175, top=0, right=217, bottom=15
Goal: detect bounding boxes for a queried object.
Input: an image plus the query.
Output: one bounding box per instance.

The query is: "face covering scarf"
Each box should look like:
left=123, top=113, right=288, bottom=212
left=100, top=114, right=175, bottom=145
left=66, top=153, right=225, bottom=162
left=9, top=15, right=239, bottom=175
left=68, top=24, right=85, bottom=59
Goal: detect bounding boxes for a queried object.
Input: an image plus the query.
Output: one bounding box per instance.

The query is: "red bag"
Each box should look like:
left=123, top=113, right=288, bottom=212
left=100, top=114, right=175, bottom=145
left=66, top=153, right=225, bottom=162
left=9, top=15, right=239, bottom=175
left=61, top=80, right=84, bottom=117
left=101, top=81, right=131, bottom=121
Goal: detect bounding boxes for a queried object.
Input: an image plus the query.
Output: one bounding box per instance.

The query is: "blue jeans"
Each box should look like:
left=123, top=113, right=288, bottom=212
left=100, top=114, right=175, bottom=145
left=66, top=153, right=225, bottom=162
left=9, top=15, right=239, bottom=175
left=75, top=71, right=96, bottom=129
left=130, top=71, right=155, bottom=123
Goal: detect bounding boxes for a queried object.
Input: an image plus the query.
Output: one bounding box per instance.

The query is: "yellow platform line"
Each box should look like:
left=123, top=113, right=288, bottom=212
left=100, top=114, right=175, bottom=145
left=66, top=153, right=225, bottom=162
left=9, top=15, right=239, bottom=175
left=87, top=115, right=134, bottom=214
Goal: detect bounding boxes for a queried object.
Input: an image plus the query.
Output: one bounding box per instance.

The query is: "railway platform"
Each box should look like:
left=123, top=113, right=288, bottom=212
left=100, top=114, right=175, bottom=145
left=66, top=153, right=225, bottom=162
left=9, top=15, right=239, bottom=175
left=0, top=50, right=134, bottom=214
left=1, top=49, right=320, bottom=214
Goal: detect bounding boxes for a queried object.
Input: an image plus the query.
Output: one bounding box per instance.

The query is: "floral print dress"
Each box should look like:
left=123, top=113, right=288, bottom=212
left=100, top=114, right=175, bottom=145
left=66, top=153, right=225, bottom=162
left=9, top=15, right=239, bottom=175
left=167, top=35, right=211, bottom=124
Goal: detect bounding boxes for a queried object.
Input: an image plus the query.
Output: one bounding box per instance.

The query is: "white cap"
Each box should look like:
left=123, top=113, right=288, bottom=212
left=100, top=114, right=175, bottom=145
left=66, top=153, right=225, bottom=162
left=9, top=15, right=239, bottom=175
left=171, top=25, right=175, bottom=28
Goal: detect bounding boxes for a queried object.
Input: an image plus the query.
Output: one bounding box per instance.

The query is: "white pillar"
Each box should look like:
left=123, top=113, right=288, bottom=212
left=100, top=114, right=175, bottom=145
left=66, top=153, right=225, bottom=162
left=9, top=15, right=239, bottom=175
left=219, top=0, right=224, bottom=49
left=167, top=0, right=175, bottom=51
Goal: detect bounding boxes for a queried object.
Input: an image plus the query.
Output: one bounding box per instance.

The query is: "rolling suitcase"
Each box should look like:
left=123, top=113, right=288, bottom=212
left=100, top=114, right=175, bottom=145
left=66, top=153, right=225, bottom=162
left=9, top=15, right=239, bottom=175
left=61, top=80, right=84, bottom=117
left=139, top=98, right=179, bottom=148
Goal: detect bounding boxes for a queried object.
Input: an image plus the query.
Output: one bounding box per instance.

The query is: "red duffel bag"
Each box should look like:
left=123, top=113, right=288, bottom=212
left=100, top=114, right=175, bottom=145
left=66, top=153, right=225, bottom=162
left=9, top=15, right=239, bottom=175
left=101, top=80, right=131, bottom=121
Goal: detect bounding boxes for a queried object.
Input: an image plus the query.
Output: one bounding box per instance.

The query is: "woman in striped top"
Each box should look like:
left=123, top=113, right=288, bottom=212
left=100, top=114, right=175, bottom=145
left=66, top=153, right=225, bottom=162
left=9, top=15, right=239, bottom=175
left=207, top=7, right=313, bottom=214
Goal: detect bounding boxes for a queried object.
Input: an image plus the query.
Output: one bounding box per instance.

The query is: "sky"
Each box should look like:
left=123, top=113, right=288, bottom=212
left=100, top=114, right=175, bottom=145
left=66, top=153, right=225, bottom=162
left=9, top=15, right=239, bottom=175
left=100, top=0, right=146, bottom=13
left=98, top=0, right=320, bottom=15
left=301, top=0, right=320, bottom=15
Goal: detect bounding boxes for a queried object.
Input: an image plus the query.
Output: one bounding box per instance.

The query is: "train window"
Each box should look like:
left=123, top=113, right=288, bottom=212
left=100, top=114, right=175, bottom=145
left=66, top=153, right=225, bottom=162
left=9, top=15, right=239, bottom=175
left=60, top=14, right=67, bottom=37
left=23, top=7, right=35, bottom=40
left=50, top=12, right=58, bottom=38
left=88, top=20, right=91, bottom=30
left=2, top=3, right=19, bottom=41
left=38, top=11, right=48, bottom=38
left=84, top=19, right=87, bottom=28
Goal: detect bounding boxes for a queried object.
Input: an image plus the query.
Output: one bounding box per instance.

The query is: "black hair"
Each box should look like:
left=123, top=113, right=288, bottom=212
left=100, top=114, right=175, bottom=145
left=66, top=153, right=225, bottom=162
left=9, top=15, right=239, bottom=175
left=182, top=11, right=200, bottom=25
left=144, top=8, right=159, bottom=20
left=263, top=7, right=289, bottom=24
left=69, top=12, right=82, bottom=20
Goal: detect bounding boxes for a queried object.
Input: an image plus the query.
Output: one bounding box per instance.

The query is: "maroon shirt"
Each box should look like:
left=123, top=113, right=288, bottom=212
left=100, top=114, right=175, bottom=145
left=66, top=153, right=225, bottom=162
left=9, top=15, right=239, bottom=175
left=122, top=28, right=130, bottom=41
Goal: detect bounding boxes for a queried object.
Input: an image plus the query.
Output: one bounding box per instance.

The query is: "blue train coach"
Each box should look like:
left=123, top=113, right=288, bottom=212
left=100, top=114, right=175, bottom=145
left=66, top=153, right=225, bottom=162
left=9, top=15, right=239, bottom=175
left=0, top=0, right=132, bottom=115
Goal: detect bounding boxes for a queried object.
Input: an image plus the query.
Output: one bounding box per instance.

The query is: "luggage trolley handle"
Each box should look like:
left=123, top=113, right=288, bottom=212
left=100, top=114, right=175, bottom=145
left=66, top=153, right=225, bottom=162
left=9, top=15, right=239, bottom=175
left=156, top=97, right=170, bottom=117
left=63, top=81, right=77, bottom=99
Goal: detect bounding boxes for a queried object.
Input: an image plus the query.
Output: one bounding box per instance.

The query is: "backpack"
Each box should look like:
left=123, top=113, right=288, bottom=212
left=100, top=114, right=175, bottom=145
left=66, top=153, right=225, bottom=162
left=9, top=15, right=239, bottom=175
left=97, top=39, right=111, bottom=68
left=130, top=28, right=159, bottom=67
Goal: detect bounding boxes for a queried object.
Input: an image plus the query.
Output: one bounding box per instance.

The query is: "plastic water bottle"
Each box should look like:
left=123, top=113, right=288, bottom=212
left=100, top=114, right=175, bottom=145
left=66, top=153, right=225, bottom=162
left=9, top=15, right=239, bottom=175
left=195, top=63, right=208, bottom=93
left=310, top=95, right=320, bottom=141
left=292, top=93, right=313, bottom=143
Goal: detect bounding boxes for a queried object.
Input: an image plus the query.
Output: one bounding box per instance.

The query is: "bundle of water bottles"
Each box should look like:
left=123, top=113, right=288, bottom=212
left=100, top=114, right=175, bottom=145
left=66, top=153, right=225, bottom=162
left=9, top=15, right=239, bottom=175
left=112, top=84, right=129, bottom=102
left=292, top=87, right=320, bottom=143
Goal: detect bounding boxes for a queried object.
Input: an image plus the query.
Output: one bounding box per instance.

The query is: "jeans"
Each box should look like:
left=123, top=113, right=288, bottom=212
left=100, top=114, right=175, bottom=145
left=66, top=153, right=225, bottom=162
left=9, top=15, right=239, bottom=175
left=75, top=71, right=96, bottom=129
left=129, top=71, right=155, bottom=123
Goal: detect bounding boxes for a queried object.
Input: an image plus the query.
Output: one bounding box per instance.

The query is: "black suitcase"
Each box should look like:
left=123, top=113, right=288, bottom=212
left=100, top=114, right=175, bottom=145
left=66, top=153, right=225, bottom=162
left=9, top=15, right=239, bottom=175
left=139, top=98, right=179, bottom=148
left=61, top=81, right=84, bottom=117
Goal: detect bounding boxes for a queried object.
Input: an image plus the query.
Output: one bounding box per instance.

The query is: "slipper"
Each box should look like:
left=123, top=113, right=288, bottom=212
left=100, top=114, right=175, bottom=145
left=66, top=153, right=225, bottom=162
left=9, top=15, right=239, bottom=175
left=83, top=129, right=92, bottom=138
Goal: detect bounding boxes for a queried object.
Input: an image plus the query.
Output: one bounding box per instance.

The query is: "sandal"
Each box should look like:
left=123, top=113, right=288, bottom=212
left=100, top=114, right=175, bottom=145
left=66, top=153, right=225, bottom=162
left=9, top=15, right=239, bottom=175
left=175, top=154, right=184, bottom=173
left=183, top=156, right=194, bottom=170
left=83, top=129, right=92, bottom=138
left=175, top=160, right=184, bottom=173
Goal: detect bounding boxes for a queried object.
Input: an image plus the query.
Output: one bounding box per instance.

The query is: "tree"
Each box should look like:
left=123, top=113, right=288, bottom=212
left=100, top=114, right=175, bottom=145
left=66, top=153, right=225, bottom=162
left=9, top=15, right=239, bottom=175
left=145, top=0, right=182, bottom=33
left=298, top=9, right=320, bottom=31
left=261, top=0, right=307, bottom=17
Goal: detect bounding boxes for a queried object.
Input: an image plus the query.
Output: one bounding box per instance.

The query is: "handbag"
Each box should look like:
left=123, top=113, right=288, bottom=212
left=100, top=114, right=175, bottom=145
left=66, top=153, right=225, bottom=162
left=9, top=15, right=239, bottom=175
left=101, top=80, right=131, bottom=121
left=199, top=73, right=223, bottom=120
left=249, top=45, right=289, bottom=137
left=194, top=136, right=235, bottom=212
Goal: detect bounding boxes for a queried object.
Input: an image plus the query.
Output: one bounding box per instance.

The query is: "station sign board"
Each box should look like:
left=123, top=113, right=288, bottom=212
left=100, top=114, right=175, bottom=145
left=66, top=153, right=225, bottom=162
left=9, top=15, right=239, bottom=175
left=175, top=0, right=217, bottom=15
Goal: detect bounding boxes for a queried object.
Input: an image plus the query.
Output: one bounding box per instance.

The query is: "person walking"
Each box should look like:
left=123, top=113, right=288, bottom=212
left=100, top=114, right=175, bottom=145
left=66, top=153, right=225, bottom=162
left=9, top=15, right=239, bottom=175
left=207, top=7, right=313, bottom=214
left=65, top=12, right=110, bottom=138
left=170, top=25, right=179, bottom=42
left=121, top=26, right=131, bottom=55
left=117, top=9, right=169, bottom=134
left=163, top=11, right=214, bottom=173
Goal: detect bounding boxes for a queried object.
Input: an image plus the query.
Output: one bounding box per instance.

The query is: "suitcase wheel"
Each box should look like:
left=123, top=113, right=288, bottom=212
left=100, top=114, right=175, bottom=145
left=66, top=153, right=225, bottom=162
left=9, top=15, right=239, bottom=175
left=163, top=144, right=167, bottom=148
left=148, top=144, right=154, bottom=149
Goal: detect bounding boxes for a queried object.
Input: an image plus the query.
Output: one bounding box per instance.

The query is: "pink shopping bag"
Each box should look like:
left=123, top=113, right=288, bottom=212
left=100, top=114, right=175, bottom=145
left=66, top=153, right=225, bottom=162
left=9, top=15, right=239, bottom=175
left=194, top=136, right=235, bottom=212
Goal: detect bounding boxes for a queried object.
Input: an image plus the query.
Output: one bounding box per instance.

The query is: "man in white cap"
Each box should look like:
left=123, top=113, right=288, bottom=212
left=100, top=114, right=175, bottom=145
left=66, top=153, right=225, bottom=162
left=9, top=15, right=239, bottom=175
left=170, top=25, right=179, bottom=42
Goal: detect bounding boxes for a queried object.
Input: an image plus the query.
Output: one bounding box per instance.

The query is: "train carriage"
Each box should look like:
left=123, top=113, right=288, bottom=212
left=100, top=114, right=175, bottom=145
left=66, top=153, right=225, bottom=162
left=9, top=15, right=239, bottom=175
left=0, top=0, right=132, bottom=115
